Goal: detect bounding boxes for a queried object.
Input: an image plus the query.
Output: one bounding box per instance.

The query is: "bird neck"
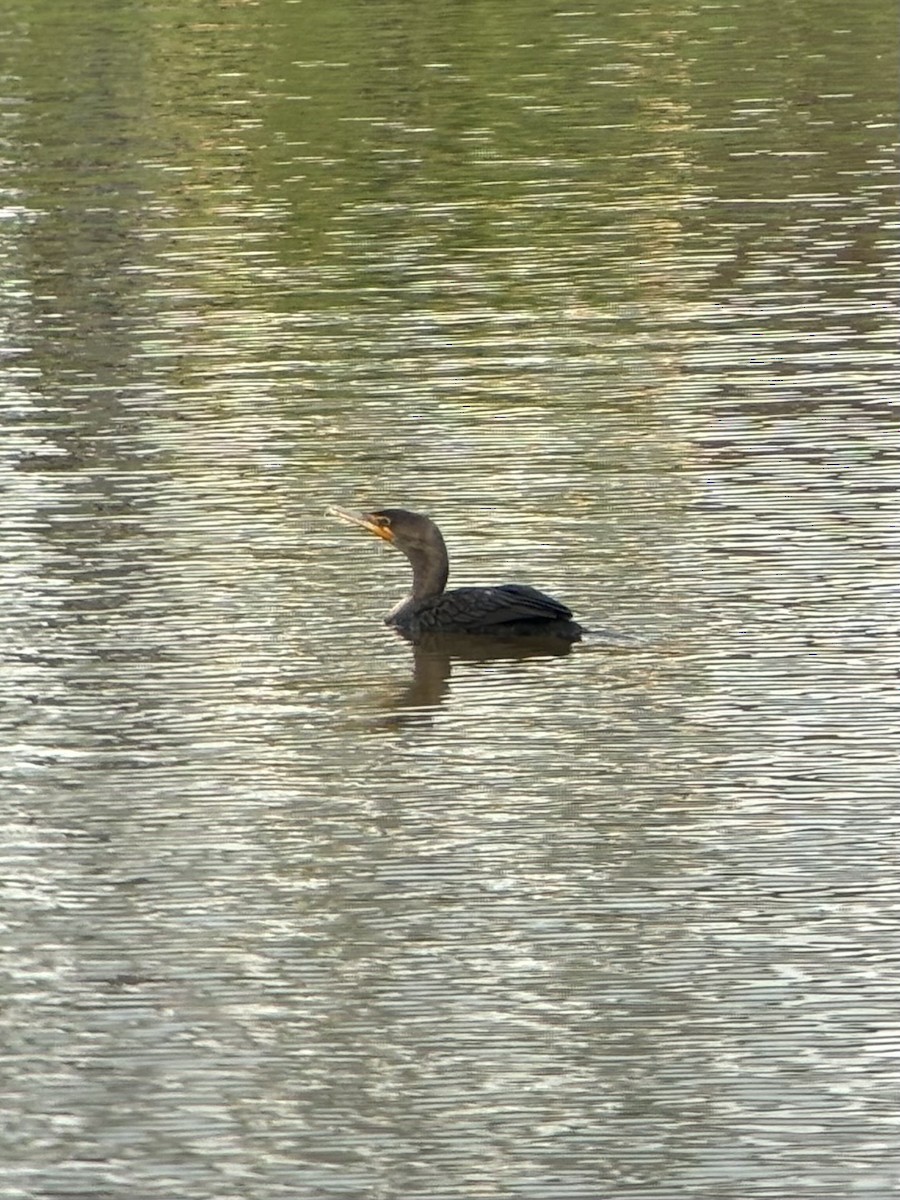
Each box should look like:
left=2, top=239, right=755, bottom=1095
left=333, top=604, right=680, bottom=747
left=407, top=545, right=449, bottom=601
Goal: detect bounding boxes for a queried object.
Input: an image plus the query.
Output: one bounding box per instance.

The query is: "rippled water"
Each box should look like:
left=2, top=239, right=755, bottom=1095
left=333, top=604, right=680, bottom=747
left=2, top=1, right=899, bottom=1197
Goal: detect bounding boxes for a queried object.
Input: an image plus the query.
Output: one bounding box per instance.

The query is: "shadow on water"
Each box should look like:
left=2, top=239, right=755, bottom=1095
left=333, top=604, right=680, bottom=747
left=373, top=632, right=573, bottom=727
left=374, top=628, right=640, bottom=729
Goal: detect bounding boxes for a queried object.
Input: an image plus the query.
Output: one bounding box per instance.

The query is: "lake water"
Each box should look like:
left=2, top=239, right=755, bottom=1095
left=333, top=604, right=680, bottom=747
left=2, top=1, right=898, bottom=1198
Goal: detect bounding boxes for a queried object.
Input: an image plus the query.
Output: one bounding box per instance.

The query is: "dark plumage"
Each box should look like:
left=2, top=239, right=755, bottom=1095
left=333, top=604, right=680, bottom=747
left=331, top=506, right=584, bottom=641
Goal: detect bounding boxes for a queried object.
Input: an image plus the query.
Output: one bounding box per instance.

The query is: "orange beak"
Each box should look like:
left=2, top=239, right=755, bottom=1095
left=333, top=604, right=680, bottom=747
left=328, top=506, right=395, bottom=543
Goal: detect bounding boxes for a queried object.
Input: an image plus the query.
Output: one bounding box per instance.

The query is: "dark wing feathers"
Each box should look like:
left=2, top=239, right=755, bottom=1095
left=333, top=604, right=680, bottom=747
left=427, top=585, right=573, bottom=629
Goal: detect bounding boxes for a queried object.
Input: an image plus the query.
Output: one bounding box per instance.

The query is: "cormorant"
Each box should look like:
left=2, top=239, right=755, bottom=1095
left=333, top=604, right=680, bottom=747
left=330, top=507, right=584, bottom=641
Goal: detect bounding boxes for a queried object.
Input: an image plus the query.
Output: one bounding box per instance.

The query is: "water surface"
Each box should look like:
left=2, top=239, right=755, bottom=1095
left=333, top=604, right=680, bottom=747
left=2, top=1, right=898, bottom=1197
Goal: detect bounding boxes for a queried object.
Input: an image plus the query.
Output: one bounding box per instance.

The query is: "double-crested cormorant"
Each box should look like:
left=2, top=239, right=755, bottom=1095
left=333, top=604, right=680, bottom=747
left=330, top=507, right=584, bottom=641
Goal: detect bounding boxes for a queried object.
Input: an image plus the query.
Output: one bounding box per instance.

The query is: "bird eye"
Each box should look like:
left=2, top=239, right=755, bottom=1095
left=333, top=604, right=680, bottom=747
left=381, top=516, right=392, bottom=528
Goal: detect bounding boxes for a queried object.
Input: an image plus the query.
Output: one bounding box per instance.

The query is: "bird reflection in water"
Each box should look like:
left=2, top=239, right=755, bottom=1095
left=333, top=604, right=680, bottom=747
left=379, top=632, right=576, bottom=730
